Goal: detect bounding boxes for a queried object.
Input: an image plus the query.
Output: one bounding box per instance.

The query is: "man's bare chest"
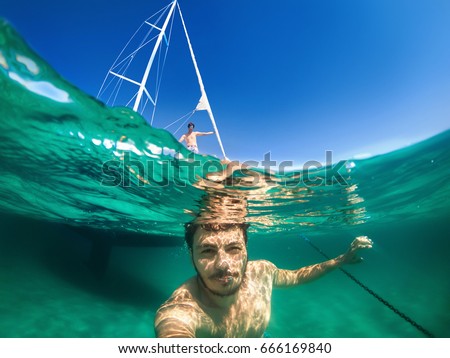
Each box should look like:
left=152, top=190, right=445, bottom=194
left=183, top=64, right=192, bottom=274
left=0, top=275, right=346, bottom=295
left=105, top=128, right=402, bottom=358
left=197, top=284, right=272, bottom=337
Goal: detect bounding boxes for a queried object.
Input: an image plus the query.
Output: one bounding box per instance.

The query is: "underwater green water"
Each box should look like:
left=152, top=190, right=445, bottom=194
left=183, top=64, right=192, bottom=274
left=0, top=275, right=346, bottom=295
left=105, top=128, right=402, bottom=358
left=0, top=19, right=449, bottom=338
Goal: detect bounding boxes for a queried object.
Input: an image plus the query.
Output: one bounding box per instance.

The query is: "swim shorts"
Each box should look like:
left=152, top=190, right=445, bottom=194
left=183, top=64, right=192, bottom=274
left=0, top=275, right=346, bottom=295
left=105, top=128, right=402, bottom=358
left=187, top=145, right=199, bottom=154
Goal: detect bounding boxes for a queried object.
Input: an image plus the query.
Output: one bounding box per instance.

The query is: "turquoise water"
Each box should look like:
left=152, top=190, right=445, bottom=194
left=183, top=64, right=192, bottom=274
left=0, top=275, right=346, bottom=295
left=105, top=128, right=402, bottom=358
left=0, top=19, right=449, bottom=338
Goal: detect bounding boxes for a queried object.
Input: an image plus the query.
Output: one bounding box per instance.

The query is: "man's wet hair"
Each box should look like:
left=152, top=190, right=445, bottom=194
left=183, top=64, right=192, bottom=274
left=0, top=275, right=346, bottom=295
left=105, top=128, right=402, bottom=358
left=184, top=222, right=249, bottom=251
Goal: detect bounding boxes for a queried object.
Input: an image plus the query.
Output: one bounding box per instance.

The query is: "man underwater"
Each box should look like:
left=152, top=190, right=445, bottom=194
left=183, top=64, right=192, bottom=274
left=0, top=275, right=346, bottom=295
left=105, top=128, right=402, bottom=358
left=154, top=162, right=373, bottom=337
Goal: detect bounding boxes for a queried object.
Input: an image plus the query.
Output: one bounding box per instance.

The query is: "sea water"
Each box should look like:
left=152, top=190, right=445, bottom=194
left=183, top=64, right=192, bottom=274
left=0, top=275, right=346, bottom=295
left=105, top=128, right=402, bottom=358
left=0, top=19, right=449, bottom=338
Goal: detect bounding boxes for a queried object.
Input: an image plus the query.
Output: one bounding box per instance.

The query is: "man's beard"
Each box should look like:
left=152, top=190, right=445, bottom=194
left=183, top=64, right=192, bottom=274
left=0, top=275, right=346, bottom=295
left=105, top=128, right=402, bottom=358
left=194, top=261, right=247, bottom=298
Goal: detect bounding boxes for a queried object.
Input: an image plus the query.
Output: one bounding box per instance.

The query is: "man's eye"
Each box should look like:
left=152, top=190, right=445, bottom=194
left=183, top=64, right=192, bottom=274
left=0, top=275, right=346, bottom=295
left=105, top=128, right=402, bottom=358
left=229, top=247, right=242, bottom=253
left=201, top=249, right=214, bottom=254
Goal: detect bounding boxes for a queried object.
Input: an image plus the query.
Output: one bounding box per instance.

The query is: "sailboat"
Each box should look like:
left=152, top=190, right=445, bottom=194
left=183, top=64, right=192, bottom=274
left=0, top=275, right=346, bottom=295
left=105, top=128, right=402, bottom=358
left=97, top=0, right=227, bottom=160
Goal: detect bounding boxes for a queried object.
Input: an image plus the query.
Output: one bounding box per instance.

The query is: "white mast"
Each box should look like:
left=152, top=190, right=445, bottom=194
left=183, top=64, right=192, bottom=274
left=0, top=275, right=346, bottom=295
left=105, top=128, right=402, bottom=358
left=133, top=0, right=177, bottom=112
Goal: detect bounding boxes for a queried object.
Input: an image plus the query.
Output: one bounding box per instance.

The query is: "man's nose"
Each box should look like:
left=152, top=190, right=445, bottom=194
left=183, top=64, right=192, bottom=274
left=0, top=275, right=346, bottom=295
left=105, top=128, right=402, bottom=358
left=215, top=250, right=231, bottom=270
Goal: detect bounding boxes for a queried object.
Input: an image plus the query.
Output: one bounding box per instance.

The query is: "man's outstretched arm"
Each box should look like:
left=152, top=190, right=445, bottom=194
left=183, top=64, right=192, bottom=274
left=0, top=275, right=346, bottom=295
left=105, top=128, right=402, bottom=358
left=273, top=236, right=373, bottom=287
left=196, top=131, right=214, bottom=136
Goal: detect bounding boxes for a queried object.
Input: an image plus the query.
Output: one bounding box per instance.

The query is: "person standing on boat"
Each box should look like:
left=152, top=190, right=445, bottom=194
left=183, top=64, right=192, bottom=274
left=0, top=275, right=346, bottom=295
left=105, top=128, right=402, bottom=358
left=179, top=122, right=214, bottom=154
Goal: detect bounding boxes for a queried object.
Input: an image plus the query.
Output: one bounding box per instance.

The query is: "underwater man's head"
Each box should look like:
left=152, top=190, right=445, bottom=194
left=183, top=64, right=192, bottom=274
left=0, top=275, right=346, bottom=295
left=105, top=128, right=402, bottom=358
left=185, top=223, right=249, bottom=297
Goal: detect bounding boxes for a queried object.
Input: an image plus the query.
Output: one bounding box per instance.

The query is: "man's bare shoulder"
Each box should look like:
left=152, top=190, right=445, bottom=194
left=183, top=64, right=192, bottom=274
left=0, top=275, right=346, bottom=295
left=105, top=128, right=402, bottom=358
left=246, top=260, right=277, bottom=280
left=248, top=259, right=277, bottom=270
left=158, top=278, right=200, bottom=311
left=155, top=278, right=204, bottom=337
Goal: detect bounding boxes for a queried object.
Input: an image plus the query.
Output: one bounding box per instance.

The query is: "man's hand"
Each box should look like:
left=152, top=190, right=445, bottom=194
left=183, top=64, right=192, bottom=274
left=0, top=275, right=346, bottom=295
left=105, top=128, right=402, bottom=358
left=341, top=236, right=373, bottom=264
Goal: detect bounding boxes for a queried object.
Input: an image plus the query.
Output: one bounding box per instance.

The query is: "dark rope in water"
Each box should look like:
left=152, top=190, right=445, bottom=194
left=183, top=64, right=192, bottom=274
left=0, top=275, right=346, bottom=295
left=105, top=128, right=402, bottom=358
left=301, top=235, right=435, bottom=338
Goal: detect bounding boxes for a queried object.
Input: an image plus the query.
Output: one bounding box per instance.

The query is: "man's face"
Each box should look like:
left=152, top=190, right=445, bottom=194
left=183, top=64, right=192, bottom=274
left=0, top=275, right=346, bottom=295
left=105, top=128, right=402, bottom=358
left=192, top=226, right=247, bottom=297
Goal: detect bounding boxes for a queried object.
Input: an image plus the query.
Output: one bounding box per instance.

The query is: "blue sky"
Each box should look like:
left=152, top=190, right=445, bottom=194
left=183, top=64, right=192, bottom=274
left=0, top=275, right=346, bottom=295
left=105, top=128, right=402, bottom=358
left=2, top=0, right=450, bottom=165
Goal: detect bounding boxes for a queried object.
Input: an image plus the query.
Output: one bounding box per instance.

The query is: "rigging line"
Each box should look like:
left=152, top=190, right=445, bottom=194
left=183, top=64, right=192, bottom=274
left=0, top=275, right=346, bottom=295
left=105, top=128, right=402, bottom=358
left=98, top=2, right=170, bottom=99
left=99, top=71, right=120, bottom=98
left=108, top=28, right=157, bottom=107
left=154, top=34, right=164, bottom=93
left=103, top=76, right=118, bottom=105
left=301, top=235, right=435, bottom=338
left=151, top=41, right=174, bottom=125
left=109, top=79, right=122, bottom=106
left=151, top=9, right=175, bottom=126
left=125, top=91, right=138, bottom=108
left=100, top=54, right=134, bottom=98
left=106, top=75, right=124, bottom=106
left=150, top=103, right=158, bottom=126
left=99, top=29, right=155, bottom=100
left=138, top=22, right=159, bottom=54
left=110, top=58, right=136, bottom=107
left=151, top=15, right=173, bottom=126
left=149, top=36, right=164, bottom=125
left=155, top=9, right=174, bottom=88
left=141, top=4, right=170, bottom=43
left=98, top=22, right=146, bottom=98
left=164, top=110, right=196, bottom=129
left=146, top=2, right=172, bottom=23
left=173, top=112, right=196, bottom=135
left=141, top=96, right=150, bottom=116
left=110, top=34, right=160, bottom=71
